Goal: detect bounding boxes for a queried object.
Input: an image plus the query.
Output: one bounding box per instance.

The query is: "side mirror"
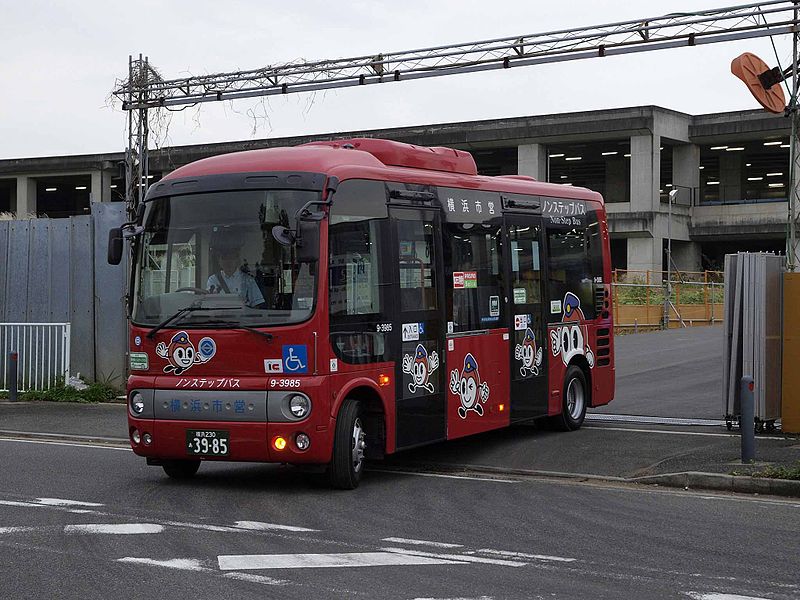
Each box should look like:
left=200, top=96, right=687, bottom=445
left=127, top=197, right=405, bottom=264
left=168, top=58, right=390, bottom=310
left=296, top=219, right=320, bottom=263
left=108, top=227, right=123, bottom=265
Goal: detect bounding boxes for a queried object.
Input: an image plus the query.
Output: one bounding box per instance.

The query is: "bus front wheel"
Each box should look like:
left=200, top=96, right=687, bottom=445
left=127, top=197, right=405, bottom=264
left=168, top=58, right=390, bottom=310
left=162, top=459, right=201, bottom=479
left=328, top=398, right=366, bottom=490
left=554, top=365, right=588, bottom=432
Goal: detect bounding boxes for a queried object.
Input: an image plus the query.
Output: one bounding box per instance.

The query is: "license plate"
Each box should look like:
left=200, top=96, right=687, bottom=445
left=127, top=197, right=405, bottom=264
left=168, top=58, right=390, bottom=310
left=186, top=429, right=229, bottom=456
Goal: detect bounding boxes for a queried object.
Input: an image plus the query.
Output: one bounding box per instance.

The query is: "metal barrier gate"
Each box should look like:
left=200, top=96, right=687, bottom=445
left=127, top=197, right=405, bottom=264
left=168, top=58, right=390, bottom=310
left=0, top=323, right=71, bottom=392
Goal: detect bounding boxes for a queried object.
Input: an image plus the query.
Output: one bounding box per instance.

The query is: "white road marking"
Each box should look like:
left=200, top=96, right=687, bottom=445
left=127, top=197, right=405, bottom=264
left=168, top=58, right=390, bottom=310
left=223, top=572, right=290, bottom=586
left=381, top=547, right=526, bottom=567
left=234, top=520, right=319, bottom=533
left=117, top=557, right=206, bottom=571
left=413, top=597, right=494, bottom=600
left=163, top=520, right=242, bottom=533
left=65, top=523, right=164, bottom=535
left=686, top=593, right=772, bottom=600
left=0, top=526, right=37, bottom=534
left=474, top=548, right=576, bottom=563
left=371, top=469, right=517, bottom=483
left=382, top=537, right=463, bottom=549
left=0, top=500, right=43, bottom=508
left=585, top=425, right=787, bottom=440
left=218, top=551, right=465, bottom=571
left=36, top=497, right=103, bottom=507
left=0, top=437, right=131, bottom=451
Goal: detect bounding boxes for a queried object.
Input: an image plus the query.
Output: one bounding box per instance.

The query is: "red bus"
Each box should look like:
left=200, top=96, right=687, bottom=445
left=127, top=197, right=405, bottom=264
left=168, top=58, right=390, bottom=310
left=112, top=138, right=615, bottom=489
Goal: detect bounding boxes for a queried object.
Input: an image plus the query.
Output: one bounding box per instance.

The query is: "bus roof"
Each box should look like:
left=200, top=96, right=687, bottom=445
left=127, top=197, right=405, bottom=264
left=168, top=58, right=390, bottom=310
left=162, top=138, right=604, bottom=206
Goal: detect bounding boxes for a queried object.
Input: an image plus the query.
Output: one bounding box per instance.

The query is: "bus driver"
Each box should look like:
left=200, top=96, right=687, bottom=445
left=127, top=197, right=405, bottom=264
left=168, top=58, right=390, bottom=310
left=206, top=239, right=266, bottom=308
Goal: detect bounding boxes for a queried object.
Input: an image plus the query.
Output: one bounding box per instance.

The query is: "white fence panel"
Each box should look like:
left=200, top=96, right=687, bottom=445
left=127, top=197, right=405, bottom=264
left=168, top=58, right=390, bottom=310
left=0, top=323, right=71, bottom=391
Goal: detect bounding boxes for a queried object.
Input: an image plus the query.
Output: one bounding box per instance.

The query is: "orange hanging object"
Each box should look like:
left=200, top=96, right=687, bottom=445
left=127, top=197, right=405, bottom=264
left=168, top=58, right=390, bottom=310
left=731, top=52, right=787, bottom=114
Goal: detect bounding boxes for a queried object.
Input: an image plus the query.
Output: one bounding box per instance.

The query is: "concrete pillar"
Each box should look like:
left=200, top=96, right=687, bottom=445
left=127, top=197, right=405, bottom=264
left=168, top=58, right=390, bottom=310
left=517, top=143, right=548, bottom=181
left=630, top=134, right=660, bottom=212
left=90, top=170, right=113, bottom=203
left=15, top=176, right=37, bottom=218
left=672, top=144, right=700, bottom=205
left=627, top=236, right=662, bottom=274
left=719, top=152, right=742, bottom=203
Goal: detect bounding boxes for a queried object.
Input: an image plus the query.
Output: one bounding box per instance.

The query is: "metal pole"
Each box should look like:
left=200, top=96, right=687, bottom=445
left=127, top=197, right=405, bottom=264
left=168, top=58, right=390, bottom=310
left=789, top=3, right=800, bottom=271
left=663, top=189, right=675, bottom=329
left=8, top=351, right=18, bottom=402
left=740, top=376, right=755, bottom=462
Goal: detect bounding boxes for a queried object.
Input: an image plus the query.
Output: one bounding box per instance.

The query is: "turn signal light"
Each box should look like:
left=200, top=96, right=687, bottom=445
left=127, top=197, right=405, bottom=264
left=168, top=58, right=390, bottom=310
left=498, top=404, right=505, bottom=412
left=378, top=374, right=391, bottom=387
left=273, top=436, right=287, bottom=451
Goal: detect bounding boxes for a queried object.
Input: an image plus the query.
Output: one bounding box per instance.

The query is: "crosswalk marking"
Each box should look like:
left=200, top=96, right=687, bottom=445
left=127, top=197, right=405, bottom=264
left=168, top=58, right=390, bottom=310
left=381, top=547, right=526, bottom=568
left=234, top=520, right=319, bottom=533
left=217, top=551, right=465, bottom=571
left=65, top=523, right=164, bottom=535
left=382, top=537, right=464, bottom=549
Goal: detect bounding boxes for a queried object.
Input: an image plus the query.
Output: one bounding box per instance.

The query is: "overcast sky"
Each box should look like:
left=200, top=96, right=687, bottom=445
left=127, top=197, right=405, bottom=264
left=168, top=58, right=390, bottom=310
left=0, top=0, right=794, bottom=160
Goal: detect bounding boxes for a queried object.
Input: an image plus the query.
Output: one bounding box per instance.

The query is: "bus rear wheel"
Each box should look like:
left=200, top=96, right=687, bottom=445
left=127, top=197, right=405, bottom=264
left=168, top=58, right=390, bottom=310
left=554, top=365, right=588, bottom=432
left=162, top=459, right=201, bottom=479
left=328, top=398, right=366, bottom=490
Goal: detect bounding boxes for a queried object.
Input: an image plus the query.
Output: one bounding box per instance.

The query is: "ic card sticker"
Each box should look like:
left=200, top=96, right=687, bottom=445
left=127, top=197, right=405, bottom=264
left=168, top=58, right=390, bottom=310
left=550, top=300, right=562, bottom=314
left=130, top=352, right=148, bottom=370
left=489, top=296, right=500, bottom=317
left=264, top=359, right=283, bottom=374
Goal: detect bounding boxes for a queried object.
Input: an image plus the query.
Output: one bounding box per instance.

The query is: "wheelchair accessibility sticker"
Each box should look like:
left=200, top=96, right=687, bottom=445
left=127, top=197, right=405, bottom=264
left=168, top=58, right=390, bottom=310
left=282, top=345, right=308, bottom=374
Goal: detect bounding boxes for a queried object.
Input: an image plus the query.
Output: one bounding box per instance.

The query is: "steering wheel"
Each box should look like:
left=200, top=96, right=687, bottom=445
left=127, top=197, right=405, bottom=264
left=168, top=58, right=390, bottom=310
left=174, top=287, right=210, bottom=294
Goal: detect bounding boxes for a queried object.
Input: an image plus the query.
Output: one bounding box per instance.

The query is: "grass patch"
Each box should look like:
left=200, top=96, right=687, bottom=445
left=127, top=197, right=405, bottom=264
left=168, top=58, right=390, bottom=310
left=2, top=379, right=122, bottom=403
left=747, top=462, right=800, bottom=481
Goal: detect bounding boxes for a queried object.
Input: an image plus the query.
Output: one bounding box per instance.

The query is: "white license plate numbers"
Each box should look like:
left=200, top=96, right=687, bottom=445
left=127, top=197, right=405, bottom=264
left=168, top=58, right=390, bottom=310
left=186, top=430, right=229, bottom=456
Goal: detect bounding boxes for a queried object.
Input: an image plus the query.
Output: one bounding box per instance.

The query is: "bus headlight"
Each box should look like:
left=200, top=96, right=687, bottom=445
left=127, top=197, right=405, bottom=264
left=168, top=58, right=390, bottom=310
left=130, top=392, right=145, bottom=415
left=288, top=394, right=311, bottom=419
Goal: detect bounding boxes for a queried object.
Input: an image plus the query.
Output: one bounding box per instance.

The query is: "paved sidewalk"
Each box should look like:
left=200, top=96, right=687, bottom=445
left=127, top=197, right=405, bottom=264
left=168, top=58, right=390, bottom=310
left=1, top=400, right=799, bottom=496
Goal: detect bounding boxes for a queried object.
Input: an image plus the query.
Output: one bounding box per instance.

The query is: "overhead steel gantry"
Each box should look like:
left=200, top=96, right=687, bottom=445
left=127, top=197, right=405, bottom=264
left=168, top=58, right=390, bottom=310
left=114, top=0, right=800, bottom=267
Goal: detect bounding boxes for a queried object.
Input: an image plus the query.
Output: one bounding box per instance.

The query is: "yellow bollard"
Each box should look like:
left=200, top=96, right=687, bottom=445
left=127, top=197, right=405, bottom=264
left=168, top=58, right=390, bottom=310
left=782, top=273, right=800, bottom=433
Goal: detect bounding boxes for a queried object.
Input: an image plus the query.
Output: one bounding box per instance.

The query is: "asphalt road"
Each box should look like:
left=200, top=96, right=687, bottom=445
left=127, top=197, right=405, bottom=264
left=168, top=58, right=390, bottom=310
left=591, top=326, right=724, bottom=419
left=1, top=437, right=798, bottom=600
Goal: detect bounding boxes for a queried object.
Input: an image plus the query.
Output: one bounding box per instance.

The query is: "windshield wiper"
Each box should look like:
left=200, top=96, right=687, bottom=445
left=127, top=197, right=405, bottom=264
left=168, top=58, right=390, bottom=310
left=192, top=318, right=274, bottom=342
left=145, top=304, right=241, bottom=340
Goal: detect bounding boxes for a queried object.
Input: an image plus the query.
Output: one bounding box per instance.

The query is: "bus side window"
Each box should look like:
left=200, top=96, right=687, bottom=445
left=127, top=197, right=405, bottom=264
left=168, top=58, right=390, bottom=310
left=546, top=210, right=603, bottom=320
left=328, top=180, right=391, bottom=364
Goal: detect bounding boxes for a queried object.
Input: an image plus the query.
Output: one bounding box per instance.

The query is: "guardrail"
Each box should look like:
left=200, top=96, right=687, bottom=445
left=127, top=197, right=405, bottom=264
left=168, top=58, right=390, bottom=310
left=0, top=323, right=71, bottom=392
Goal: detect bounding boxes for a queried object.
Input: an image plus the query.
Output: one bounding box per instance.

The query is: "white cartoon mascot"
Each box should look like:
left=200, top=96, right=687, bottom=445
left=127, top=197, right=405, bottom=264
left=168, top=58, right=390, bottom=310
left=515, top=327, right=543, bottom=377
left=550, top=292, right=594, bottom=368
left=450, top=353, right=490, bottom=419
left=402, top=343, right=439, bottom=393
left=155, top=331, right=215, bottom=375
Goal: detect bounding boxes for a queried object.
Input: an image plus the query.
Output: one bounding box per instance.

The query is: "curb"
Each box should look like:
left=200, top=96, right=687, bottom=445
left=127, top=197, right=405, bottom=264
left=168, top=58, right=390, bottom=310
left=632, top=471, right=800, bottom=498
left=381, top=461, right=800, bottom=498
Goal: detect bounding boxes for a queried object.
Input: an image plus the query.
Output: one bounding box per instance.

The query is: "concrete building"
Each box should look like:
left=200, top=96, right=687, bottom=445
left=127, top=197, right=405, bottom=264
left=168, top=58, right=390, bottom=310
left=0, top=105, right=790, bottom=271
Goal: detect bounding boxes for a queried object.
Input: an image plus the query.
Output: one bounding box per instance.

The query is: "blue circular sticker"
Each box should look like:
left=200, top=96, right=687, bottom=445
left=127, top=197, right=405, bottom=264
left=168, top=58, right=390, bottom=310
left=198, top=337, right=216, bottom=360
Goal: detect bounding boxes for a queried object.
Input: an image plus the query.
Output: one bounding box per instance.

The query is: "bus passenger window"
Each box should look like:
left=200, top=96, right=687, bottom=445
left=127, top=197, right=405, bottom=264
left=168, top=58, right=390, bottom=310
left=547, top=211, right=603, bottom=320
left=397, top=219, right=437, bottom=312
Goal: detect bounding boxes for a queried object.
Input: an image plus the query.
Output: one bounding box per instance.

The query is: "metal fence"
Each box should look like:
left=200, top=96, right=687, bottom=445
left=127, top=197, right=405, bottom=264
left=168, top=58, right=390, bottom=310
left=0, top=204, right=127, bottom=386
left=0, top=323, right=71, bottom=391
left=612, top=269, right=725, bottom=332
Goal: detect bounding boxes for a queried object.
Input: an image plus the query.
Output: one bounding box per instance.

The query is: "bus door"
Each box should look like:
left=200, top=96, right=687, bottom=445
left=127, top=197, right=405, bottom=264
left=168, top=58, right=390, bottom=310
left=505, top=214, right=549, bottom=421
left=389, top=207, right=447, bottom=449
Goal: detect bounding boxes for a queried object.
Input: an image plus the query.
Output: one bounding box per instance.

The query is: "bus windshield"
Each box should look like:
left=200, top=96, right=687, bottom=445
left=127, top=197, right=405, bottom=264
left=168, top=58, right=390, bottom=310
left=132, top=189, right=320, bottom=328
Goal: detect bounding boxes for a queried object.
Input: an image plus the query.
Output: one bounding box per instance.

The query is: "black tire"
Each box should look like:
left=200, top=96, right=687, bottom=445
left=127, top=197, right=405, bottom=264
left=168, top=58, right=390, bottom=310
left=162, top=459, right=201, bottom=479
left=328, top=398, right=365, bottom=490
left=553, top=365, right=589, bottom=432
